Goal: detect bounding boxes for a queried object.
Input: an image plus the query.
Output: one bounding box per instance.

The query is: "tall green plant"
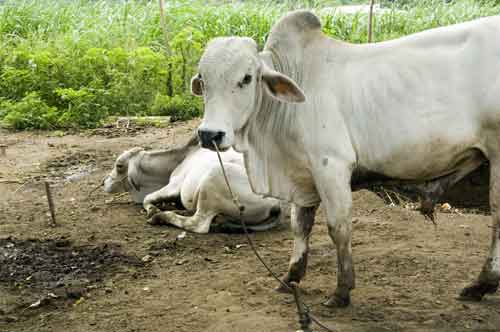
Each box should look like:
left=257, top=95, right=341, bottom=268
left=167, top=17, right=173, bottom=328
left=0, top=0, right=499, bottom=130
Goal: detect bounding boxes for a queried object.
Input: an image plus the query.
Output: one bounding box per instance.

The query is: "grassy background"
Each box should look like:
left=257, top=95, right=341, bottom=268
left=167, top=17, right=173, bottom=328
left=0, top=0, right=499, bottom=130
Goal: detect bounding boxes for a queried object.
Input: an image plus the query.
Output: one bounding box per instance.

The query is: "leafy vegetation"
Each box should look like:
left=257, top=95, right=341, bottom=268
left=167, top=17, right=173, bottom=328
left=0, top=0, right=499, bottom=129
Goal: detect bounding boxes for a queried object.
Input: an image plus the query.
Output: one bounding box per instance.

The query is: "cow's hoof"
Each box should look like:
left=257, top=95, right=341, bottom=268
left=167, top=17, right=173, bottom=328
left=274, top=275, right=295, bottom=294
left=148, top=212, right=169, bottom=226
left=145, top=205, right=161, bottom=219
left=459, top=282, right=498, bottom=302
left=275, top=282, right=293, bottom=294
left=323, top=293, right=350, bottom=308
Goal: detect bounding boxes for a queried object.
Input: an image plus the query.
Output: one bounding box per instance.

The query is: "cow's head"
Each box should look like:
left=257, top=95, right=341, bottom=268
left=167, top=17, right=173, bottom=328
left=104, top=147, right=144, bottom=194
left=193, top=37, right=306, bottom=151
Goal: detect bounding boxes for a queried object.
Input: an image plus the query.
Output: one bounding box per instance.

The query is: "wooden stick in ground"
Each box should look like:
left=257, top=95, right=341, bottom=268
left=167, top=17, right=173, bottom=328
left=368, top=0, right=375, bottom=43
left=44, top=181, right=57, bottom=227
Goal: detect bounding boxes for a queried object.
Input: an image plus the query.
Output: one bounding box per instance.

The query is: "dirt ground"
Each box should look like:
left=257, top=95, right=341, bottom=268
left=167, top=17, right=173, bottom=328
left=1, top=119, right=499, bottom=332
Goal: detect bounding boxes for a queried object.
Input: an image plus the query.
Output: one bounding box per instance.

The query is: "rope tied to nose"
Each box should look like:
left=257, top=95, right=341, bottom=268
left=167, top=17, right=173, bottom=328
left=88, top=173, right=128, bottom=199
left=212, top=141, right=336, bottom=332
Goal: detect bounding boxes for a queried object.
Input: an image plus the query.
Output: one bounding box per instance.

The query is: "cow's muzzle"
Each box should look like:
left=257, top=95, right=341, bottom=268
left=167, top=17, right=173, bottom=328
left=198, top=129, right=225, bottom=149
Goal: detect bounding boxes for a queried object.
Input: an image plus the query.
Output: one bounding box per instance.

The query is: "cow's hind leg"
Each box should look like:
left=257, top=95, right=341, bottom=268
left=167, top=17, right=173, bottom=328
left=276, top=204, right=317, bottom=293
left=316, top=163, right=355, bottom=308
left=460, top=159, right=500, bottom=301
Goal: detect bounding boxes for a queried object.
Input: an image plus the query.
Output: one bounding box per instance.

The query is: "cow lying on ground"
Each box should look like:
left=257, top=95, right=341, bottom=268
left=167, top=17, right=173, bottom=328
left=104, top=135, right=281, bottom=233
left=194, top=11, right=500, bottom=306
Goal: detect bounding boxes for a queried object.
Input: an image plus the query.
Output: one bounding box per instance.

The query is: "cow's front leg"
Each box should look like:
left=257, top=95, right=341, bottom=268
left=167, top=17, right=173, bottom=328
left=150, top=210, right=214, bottom=234
left=460, top=160, right=500, bottom=301
left=276, top=204, right=318, bottom=293
left=143, top=183, right=181, bottom=218
left=316, top=163, right=355, bottom=308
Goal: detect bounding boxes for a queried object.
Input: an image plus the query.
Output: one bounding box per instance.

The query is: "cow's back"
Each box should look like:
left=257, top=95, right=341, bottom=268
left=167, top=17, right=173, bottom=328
left=293, top=15, right=500, bottom=180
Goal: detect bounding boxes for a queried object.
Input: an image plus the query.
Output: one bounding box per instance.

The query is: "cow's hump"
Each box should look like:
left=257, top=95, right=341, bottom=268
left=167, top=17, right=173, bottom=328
left=265, top=10, right=322, bottom=55
left=274, top=10, right=321, bottom=33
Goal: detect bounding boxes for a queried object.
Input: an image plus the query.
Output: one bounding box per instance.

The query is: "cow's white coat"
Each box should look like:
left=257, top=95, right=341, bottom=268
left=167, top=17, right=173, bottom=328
left=194, top=11, right=500, bottom=305
left=104, top=138, right=281, bottom=233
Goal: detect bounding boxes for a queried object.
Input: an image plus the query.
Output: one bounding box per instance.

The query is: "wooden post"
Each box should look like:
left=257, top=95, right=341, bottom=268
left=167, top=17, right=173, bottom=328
left=158, top=0, right=171, bottom=55
left=158, top=0, right=173, bottom=96
left=44, top=181, right=57, bottom=227
left=368, top=0, right=375, bottom=43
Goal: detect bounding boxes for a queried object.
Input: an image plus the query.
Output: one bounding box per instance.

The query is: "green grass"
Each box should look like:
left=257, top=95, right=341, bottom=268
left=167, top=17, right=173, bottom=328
left=0, top=0, right=499, bottom=130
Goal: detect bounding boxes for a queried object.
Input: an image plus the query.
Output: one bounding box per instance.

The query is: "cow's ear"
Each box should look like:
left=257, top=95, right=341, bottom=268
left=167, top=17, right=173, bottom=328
left=191, top=74, right=203, bottom=96
left=262, top=68, right=305, bottom=103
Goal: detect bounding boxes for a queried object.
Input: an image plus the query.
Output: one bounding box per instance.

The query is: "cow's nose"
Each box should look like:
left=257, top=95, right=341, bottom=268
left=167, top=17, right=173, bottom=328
left=198, top=129, right=225, bottom=149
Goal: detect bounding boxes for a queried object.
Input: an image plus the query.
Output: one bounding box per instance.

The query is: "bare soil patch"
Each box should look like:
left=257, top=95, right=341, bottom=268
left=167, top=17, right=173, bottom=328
left=0, top=237, right=143, bottom=324
left=0, top=237, right=142, bottom=290
left=1, top=120, right=499, bottom=332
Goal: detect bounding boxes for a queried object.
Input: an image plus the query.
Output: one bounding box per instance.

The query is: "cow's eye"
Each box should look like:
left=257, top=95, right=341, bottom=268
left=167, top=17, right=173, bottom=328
left=116, top=164, right=124, bottom=171
left=238, top=74, right=252, bottom=88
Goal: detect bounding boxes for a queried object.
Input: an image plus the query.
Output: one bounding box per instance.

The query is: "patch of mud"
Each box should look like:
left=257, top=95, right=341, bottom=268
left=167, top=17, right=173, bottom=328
left=25, top=150, right=112, bottom=185
left=86, top=124, right=147, bottom=138
left=0, top=237, right=144, bottom=323
left=43, top=152, right=98, bottom=182
left=0, top=237, right=143, bottom=291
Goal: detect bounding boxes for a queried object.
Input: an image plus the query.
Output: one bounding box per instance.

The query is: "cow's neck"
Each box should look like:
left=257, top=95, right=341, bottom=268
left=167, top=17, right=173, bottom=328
left=236, top=53, right=300, bottom=159
left=234, top=52, right=318, bottom=205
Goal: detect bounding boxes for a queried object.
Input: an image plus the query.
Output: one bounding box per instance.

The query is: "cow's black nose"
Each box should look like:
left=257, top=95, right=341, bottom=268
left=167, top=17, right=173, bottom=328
left=198, top=129, right=225, bottom=149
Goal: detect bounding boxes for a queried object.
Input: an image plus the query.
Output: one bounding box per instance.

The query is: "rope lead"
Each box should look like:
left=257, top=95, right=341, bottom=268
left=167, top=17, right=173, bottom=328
left=212, top=141, right=336, bottom=332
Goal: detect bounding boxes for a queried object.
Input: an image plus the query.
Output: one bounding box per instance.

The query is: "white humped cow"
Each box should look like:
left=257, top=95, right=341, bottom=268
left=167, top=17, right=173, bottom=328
left=193, top=10, right=500, bottom=306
